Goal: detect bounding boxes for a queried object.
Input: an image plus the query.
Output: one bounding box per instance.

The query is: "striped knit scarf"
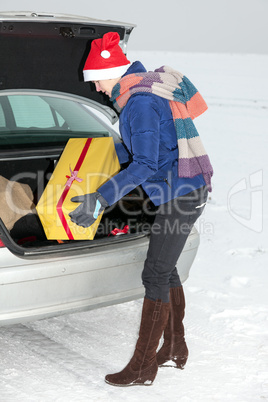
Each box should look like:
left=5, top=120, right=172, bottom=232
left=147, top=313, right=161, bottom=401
left=111, top=65, right=213, bottom=191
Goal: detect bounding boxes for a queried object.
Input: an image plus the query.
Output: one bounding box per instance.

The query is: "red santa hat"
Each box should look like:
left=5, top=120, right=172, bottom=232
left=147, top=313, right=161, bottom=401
left=83, top=32, right=131, bottom=81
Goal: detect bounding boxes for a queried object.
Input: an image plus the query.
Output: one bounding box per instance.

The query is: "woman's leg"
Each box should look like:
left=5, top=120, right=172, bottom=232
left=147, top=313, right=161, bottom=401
left=147, top=186, right=208, bottom=368
left=105, top=186, right=207, bottom=385
left=142, top=186, right=208, bottom=302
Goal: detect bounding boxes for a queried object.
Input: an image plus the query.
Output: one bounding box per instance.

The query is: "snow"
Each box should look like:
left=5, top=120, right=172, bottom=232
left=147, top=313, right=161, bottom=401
left=0, top=51, right=268, bottom=401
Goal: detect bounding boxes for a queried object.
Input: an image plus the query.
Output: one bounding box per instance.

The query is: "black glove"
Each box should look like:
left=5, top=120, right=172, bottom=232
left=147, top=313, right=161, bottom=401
left=69, top=191, right=108, bottom=228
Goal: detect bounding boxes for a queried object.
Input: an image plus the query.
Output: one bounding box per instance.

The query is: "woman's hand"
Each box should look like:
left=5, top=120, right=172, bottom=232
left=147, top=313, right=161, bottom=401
left=69, top=192, right=108, bottom=228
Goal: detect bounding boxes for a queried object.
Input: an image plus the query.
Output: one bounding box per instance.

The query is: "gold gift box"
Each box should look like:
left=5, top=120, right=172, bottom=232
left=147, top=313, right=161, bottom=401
left=36, top=137, right=120, bottom=240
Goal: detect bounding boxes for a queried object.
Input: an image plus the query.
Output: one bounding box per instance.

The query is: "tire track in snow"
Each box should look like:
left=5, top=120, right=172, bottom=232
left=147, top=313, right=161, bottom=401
left=2, top=324, right=95, bottom=383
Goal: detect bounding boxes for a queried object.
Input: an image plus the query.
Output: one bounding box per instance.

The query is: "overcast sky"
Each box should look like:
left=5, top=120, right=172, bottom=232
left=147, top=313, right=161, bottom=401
left=1, top=0, right=267, bottom=54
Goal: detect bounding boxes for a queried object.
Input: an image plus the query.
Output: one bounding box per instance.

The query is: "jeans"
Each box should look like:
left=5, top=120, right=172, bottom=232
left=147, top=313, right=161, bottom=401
left=142, top=185, right=208, bottom=303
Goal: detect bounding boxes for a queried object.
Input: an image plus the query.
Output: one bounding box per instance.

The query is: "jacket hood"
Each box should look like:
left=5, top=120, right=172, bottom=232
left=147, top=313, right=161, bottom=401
left=123, top=61, right=147, bottom=76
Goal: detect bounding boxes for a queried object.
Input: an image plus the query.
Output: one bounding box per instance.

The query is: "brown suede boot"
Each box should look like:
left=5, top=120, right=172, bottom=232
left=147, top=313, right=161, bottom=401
left=156, top=286, right=188, bottom=369
left=105, top=298, right=170, bottom=386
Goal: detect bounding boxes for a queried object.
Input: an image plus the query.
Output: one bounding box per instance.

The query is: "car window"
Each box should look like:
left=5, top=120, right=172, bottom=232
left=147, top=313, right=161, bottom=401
left=0, top=94, right=111, bottom=148
left=9, top=96, right=56, bottom=128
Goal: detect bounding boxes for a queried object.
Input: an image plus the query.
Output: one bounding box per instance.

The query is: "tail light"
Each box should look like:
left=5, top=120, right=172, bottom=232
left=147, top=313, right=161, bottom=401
left=0, top=239, right=5, bottom=248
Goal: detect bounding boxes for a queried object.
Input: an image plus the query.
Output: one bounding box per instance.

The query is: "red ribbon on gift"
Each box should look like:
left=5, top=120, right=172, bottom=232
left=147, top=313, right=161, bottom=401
left=108, top=225, right=129, bottom=236
left=56, top=138, right=92, bottom=240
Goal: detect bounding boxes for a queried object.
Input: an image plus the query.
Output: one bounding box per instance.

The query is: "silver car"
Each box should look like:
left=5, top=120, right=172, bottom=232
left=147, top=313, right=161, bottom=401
left=0, top=12, right=200, bottom=326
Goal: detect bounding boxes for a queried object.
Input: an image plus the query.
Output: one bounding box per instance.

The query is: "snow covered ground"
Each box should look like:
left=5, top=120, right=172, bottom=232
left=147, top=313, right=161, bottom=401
left=0, top=51, right=267, bottom=402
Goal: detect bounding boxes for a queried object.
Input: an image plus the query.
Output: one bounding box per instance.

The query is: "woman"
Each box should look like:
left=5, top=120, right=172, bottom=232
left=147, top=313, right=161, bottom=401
left=69, top=32, right=213, bottom=386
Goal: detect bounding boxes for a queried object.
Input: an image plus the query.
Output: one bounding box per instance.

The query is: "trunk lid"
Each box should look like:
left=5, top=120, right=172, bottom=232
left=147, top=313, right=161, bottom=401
left=0, top=11, right=135, bottom=105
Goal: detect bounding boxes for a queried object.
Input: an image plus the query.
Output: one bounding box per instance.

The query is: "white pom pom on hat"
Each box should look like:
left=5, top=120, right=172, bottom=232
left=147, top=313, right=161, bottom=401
left=83, top=32, right=131, bottom=81
left=100, top=50, right=111, bottom=59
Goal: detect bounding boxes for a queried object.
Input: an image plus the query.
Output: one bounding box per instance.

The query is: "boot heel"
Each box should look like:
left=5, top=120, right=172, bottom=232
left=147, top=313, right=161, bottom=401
left=173, top=356, right=187, bottom=369
left=133, top=360, right=158, bottom=385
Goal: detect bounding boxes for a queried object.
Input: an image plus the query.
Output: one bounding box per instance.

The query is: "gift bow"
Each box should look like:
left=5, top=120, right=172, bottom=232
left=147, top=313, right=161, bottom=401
left=65, top=166, right=83, bottom=187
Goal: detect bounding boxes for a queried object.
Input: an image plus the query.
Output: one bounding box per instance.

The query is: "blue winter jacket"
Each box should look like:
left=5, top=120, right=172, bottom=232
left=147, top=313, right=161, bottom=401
left=98, top=61, right=206, bottom=206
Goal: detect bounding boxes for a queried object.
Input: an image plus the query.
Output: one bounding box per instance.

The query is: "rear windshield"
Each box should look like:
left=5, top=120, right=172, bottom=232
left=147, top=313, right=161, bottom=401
left=0, top=94, right=111, bottom=148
